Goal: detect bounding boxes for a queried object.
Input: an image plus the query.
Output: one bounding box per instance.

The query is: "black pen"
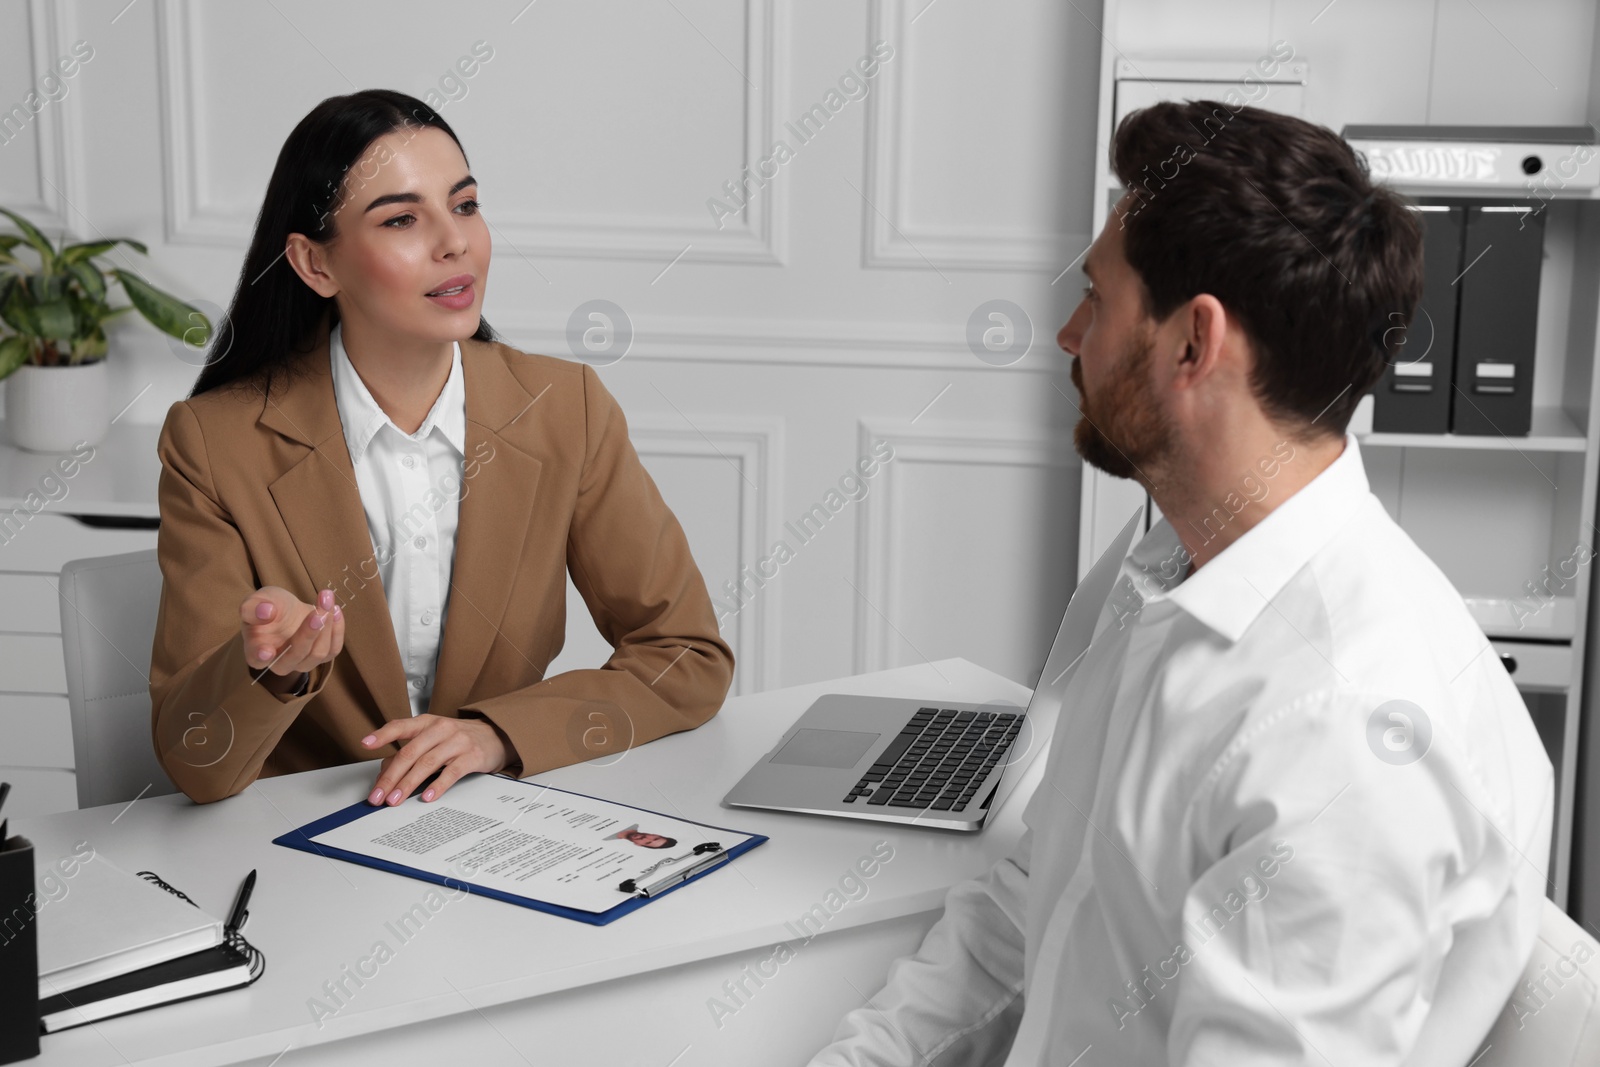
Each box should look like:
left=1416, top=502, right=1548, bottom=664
left=0, top=781, right=10, bottom=819
left=226, top=869, right=256, bottom=933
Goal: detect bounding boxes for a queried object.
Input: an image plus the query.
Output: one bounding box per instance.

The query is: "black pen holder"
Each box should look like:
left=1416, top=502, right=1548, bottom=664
left=0, top=833, right=39, bottom=1062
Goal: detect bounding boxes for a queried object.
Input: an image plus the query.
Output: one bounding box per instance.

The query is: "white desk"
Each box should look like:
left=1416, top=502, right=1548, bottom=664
left=17, top=658, right=1042, bottom=1066
left=0, top=418, right=161, bottom=521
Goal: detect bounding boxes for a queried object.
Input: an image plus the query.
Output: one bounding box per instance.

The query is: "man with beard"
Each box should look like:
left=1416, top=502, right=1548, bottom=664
left=807, top=100, right=1553, bottom=1066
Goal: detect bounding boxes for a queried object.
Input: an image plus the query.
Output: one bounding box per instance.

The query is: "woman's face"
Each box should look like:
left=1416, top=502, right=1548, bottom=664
left=302, top=125, right=490, bottom=346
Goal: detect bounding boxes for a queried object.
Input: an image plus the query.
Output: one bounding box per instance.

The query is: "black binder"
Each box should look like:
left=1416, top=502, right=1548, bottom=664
left=1452, top=204, right=1544, bottom=435
left=1374, top=203, right=1462, bottom=434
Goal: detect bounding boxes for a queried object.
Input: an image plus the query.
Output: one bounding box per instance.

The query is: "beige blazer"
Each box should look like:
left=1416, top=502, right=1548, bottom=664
left=149, top=320, right=734, bottom=803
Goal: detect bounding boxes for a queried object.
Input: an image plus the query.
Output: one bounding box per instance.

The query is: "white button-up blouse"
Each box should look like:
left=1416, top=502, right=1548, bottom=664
left=328, top=319, right=464, bottom=718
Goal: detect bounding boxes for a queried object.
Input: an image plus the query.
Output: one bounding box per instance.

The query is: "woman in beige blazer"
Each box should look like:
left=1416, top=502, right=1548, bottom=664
left=150, top=90, right=734, bottom=805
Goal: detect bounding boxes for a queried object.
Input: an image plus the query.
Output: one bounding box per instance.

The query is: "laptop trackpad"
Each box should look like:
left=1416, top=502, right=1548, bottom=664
left=769, top=728, right=880, bottom=769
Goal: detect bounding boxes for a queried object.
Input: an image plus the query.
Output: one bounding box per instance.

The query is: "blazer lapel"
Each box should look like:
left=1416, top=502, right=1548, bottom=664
left=258, top=325, right=545, bottom=724
left=428, top=337, right=544, bottom=717
left=260, top=323, right=412, bottom=722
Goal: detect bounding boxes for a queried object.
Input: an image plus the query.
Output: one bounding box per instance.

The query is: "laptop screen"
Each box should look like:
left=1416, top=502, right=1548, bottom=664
left=1019, top=506, right=1143, bottom=713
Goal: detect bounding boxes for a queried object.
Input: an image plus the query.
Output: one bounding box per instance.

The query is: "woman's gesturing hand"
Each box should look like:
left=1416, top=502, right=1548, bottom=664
left=240, top=586, right=344, bottom=685
left=361, top=716, right=512, bottom=805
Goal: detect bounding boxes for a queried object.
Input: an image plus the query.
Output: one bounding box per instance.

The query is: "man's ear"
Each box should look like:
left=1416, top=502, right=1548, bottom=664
left=1177, top=294, right=1229, bottom=379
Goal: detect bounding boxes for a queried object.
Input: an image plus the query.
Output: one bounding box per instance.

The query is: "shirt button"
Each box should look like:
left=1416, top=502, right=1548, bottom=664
left=421, top=612, right=433, bottom=625
left=414, top=535, right=426, bottom=549
left=402, top=455, right=416, bottom=469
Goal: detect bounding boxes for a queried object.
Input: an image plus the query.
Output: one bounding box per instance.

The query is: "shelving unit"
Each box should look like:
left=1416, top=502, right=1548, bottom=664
left=1359, top=404, right=1587, bottom=451
left=1074, top=2, right=1600, bottom=916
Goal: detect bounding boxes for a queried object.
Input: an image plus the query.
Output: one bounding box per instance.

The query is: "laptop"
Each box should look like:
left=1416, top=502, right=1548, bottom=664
left=722, top=506, right=1144, bottom=831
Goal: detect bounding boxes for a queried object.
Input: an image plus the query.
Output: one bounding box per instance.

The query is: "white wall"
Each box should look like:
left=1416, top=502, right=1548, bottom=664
left=10, top=0, right=1600, bottom=818
left=0, top=0, right=1096, bottom=746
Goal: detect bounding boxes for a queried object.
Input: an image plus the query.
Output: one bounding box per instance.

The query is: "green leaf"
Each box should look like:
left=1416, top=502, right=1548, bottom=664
left=110, top=269, right=207, bottom=341
left=66, top=260, right=105, bottom=303
left=60, top=238, right=148, bottom=265
left=173, top=305, right=212, bottom=350
left=0, top=336, right=31, bottom=378
left=31, top=297, right=75, bottom=340
left=34, top=271, right=63, bottom=303
left=71, top=327, right=107, bottom=363
left=69, top=291, right=97, bottom=336
left=0, top=207, right=55, bottom=273
left=0, top=280, right=38, bottom=335
left=0, top=278, right=73, bottom=340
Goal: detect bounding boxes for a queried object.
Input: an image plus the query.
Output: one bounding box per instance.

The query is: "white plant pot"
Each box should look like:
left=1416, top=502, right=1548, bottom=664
left=4, top=358, right=111, bottom=453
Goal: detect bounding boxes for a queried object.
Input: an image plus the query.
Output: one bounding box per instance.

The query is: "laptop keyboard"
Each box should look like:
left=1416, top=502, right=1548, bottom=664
left=844, top=707, right=1022, bottom=813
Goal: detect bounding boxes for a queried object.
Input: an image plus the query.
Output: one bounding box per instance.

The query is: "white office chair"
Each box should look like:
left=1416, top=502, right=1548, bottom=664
left=58, top=548, right=178, bottom=809
left=1474, top=896, right=1600, bottom=1065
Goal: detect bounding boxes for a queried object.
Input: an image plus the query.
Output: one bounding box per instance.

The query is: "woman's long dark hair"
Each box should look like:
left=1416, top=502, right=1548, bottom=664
left=189, top=89, right=495, bottom=400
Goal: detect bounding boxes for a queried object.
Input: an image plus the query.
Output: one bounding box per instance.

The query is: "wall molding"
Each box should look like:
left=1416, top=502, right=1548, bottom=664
left=155, top=0, right=788, bottom=265
left=853, top=418, right=1079, bottom=674
left=861, top=0, right=1082, bottom=273
left=629, top=412, right=784, bottom=695
left=2, top=0, right=88, bottom=235
left=487, top=309, right=1073, bottom=373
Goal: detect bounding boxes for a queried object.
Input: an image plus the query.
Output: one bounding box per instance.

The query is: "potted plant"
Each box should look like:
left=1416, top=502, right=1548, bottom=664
left=0, top=205, right=209, bottom=452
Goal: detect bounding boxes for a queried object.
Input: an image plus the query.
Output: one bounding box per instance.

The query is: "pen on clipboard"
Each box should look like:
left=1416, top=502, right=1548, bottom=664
left=628, top=849, right=729, bottom=898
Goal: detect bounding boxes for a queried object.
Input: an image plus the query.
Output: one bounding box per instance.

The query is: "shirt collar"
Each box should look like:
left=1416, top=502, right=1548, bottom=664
left=329, top=320, right=465, bottom=465
left=1122, top=433, right=1373, bottom=643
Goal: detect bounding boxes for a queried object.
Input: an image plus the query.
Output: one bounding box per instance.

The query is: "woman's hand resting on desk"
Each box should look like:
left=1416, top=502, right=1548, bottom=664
left=360, top=716, right=513, bottom=806
left=241, top=586, right=344, bottom=694
left=242, top=585, right=506, bottom=803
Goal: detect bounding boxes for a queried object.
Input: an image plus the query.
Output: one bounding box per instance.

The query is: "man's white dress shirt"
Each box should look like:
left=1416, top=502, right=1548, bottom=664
left=811, top=435, right=1554, bottom=1066
left=329, top=320, right=465, bottom=718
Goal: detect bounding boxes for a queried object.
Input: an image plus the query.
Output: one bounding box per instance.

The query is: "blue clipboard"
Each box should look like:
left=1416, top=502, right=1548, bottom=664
left=271, top=773, right=769, bottom=926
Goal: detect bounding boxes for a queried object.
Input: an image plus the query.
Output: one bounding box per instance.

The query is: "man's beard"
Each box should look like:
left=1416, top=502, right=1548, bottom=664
left=1070, top=327, right=1173, bottom=485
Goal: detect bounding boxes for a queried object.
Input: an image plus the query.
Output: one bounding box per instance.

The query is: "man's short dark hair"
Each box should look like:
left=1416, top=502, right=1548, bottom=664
left=1110, top=100, right=1425, bottom=437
